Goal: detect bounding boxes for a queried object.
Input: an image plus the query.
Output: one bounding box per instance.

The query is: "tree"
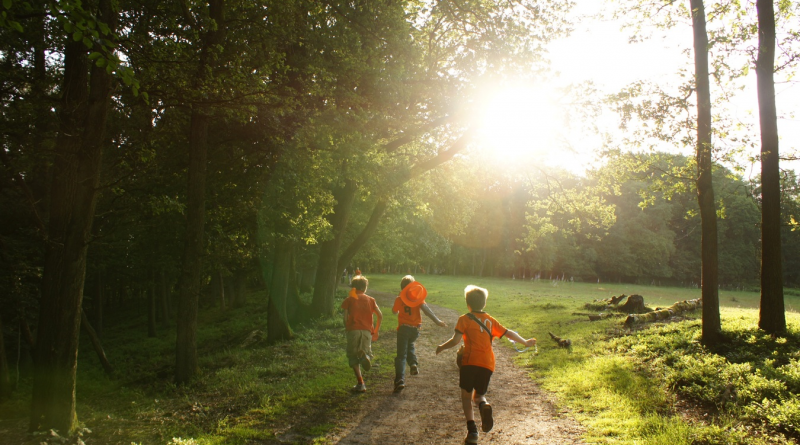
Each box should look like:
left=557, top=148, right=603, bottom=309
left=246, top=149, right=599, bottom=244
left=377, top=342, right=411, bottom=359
left=688, top=0, right=722, bottom=345
left=755, top=0, right=785, bottom=334
left=29, top=0, right=119, bottom=433
left=310, top=0, right=574, bottom=316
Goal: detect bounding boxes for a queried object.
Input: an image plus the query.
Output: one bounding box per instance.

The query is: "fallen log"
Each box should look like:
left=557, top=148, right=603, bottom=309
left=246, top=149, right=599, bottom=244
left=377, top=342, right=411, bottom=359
left=548, top=332, right=572, bottom=348
left=587, top=313, right=624, bottom=321
left=624, top=298, right=702, bottom=326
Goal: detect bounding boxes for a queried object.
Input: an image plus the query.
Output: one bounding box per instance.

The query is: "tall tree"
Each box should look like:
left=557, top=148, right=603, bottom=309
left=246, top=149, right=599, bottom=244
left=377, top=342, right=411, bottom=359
left=755, top=0, right=785, bottom=334
left=689, top=0, right=721, bottom=346
left=310, top=0, right=573, bottom=316
left=29, top=0, right=118, bottom=433
left=175, top=0, right=226, bottom=385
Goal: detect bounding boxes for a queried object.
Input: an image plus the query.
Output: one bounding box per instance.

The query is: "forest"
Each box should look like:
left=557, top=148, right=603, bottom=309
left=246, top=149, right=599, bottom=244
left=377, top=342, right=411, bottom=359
left=1, top=0, right=800, bottom=443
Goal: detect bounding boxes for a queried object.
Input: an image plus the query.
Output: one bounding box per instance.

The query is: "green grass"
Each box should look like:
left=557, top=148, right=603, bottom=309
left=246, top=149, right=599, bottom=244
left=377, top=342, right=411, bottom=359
left=4, top=275, right=799, bottom=444
left=367, top=274, right=800, bottom=444
left=0, top=288, right=396, bottom=444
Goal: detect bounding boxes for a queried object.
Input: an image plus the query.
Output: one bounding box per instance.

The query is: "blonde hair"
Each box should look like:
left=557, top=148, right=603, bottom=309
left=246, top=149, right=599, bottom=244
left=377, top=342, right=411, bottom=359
left=400, top=275, right=415, bottom=290
left=464, top=285, right=488, bottom=311
left=351, top=275, right=368, bottom=292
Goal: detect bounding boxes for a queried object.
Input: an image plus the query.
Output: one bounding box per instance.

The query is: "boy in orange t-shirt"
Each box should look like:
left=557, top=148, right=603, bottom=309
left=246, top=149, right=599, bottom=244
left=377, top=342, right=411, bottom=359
left=341, top=275, right=383, bottom=393
left=436, top=285, right=536, bottom=444
left=391, top=275, right=447, bottom=392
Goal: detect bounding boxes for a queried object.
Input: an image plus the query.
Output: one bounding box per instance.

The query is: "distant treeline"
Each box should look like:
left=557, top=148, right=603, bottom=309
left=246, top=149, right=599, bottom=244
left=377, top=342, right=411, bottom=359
left=350, top=154, right=800, bottom=289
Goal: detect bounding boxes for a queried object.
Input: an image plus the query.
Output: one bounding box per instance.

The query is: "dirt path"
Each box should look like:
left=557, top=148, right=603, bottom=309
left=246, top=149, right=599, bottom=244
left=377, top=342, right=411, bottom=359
left=327, top=291, right=586, bottom=445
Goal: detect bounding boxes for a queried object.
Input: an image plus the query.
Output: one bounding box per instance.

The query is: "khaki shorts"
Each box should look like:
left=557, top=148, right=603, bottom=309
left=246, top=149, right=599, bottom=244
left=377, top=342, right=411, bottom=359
left=346, top=330, right=373, bottom=367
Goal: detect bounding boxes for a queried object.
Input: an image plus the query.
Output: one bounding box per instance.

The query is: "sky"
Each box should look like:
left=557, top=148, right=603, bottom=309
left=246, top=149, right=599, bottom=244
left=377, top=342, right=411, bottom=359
left=543, top=0, right=800, bottom=178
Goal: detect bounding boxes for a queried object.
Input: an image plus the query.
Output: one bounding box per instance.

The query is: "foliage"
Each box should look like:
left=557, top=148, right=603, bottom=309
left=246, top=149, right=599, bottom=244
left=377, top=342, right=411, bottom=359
left=0, top=287, right=396, bottom=444
left=365, top=274, right=800, bottom=444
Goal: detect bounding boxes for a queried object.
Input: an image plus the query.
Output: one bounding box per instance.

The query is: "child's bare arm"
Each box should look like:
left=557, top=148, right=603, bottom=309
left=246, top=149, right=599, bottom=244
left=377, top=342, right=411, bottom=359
left=373, top=306, right=383, bottom=331
left=421, top=303, right=447, bottom=327
left=436, top=332, right=461, bottom=355
left=505, top=330, right=536, bottom=347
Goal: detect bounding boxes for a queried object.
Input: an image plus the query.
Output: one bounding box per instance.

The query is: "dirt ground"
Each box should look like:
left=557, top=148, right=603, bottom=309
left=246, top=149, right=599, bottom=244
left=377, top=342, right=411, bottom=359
left=325, top=291, right=586, bottom=445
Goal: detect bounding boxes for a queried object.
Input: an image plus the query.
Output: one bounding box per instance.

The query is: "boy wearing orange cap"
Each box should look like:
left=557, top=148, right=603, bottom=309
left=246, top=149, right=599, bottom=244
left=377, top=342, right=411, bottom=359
left=341, top=275, right=383, bottom=393
left=436, top=285, right=536, bottom=444
left=392, top=275, right=447, bottom=392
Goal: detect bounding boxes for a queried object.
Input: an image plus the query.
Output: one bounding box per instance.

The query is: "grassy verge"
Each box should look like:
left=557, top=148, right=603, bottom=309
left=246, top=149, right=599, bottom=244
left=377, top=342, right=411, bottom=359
left=0, top=287, right=396, bottom=444
left=3, top=275, right=798, bottom=444
left=367, top=274, right=800, bottom=444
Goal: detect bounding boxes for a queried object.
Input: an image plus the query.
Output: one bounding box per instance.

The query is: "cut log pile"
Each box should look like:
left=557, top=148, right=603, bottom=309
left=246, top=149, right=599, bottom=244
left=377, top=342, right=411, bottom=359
left=582, top=294, right=702, bottom=326
left=624, top=299, right=702, bottom=326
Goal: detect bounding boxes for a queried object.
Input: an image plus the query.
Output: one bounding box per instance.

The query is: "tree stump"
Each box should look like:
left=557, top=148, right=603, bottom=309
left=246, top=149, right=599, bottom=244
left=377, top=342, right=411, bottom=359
left=618, top=294, right=647, bottom=314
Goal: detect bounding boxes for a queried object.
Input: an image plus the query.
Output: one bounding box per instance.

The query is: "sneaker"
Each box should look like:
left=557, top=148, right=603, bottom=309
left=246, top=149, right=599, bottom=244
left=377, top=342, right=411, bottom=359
left=359, top=353, right=372, bottom=372
left=464, top=430, right=479, bottom=444
left=479, top=402, right=493, bottom=432
left=410, top=364, right=419, bottom=376
left=352, top=383, right=366, bottom=393
left=394, top=380, right=405, bottom=392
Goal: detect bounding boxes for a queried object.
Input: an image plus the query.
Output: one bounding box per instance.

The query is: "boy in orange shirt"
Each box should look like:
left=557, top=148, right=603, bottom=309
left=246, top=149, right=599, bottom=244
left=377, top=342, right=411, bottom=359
left=341, top=275, right=383, bottom=393
left=392, top=275, right=447, bottom=392
left=436, top=285, right=536, bottom=444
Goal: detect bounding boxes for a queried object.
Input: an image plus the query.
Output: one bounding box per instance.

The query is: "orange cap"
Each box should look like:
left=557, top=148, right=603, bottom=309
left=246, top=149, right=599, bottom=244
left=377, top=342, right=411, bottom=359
left=399, top=281, right=427, bottom=307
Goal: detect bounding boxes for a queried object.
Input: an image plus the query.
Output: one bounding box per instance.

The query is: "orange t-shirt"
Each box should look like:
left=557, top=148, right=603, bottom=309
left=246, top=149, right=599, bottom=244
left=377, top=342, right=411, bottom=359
left=393, top=297, right=422, bottom=328
left=454, top=312, right=507, bottom=372
left=341, top=292, right=378, bottom=331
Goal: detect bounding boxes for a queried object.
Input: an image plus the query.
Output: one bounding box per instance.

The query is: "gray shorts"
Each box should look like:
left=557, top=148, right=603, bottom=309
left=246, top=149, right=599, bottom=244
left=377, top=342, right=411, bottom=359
left=346, top=330, right=373, bottom=367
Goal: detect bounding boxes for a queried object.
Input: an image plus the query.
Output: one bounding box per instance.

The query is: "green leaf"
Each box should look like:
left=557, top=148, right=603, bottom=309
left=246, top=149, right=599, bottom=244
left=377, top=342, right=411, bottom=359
left=73, top=31, right=82, bottom=41
left=3, top=0, right=11, bottom=10
left=63, top=21, right=73, bottom=32
left=88, top=51, right=102, bottom=60
left=95, top=58, right=106, bottom=67
left=131, top=85, right=139, bottom=96
left=10, top=20, right=22, bottom=32
left=82, top=37, right=92, bottom=48
left=98, top=22, right=109, bottom=35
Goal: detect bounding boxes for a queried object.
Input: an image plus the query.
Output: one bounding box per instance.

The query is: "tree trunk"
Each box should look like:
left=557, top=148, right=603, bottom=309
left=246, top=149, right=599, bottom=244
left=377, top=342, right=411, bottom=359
left=311, top=179, right=358, bottom=318
left=756, top=0, right=785, bottom=334
left=337, top=199, right=388, bottom=271
left=267, top=238, right=295, bottom=343
left=148, top=273, right=157, bottom=338
left=159, top=270, right=170, bottom=327
left=689, top=0, right=721, bottom=346
left=175, top=108, right=210, bottom=385
left=94, top=271, right=103, bottom=339
left=217, top=271, right=226, bottom=310
left=80, top=309, right=114, bottom=377
left=30, top=0, right=116, bottom=432
left=175, top=0, right=225, bottom=385
left=0, top=311, right=11, bottom=400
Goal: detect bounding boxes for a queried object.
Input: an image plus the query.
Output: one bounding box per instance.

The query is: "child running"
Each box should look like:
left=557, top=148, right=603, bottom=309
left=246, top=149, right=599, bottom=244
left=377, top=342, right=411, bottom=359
left=341, top=275, right=382, bottom=393
left=392, top=275, right=447, bottom=392
left=436, top=285, right=536, bottom=444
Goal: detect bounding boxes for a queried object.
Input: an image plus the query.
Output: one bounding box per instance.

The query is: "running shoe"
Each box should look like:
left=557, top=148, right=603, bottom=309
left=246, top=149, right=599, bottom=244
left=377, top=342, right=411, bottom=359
left=479, top=402, right=493, bottom=432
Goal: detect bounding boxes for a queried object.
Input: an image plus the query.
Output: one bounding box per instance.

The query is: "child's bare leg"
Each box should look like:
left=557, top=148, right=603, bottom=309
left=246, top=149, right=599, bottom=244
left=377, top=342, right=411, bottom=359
left=352, top=364, right=363, bottom=383
left=461, top=389, right=475, bottom=421
left=473, top=392, right=487, bottom=405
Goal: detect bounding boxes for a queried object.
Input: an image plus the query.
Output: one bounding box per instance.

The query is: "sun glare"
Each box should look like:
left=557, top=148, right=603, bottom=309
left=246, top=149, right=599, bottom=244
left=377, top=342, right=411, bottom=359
left=477, top=86, right=577, bottom=172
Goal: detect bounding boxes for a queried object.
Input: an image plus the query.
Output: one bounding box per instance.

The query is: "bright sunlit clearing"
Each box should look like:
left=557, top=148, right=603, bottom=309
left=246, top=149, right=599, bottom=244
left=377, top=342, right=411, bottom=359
left=477, top=86, right=575, bottom=171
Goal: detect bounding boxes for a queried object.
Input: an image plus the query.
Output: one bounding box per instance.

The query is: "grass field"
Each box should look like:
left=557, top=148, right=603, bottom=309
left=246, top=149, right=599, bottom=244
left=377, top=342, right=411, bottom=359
left=2, top=275, right=798, bottom=444
left=368, top=274, right=800, bottom=444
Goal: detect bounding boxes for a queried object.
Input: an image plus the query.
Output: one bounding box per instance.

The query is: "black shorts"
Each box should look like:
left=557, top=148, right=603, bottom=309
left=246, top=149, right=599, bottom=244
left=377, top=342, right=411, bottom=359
left=459, top=365, right=493, bottom=395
